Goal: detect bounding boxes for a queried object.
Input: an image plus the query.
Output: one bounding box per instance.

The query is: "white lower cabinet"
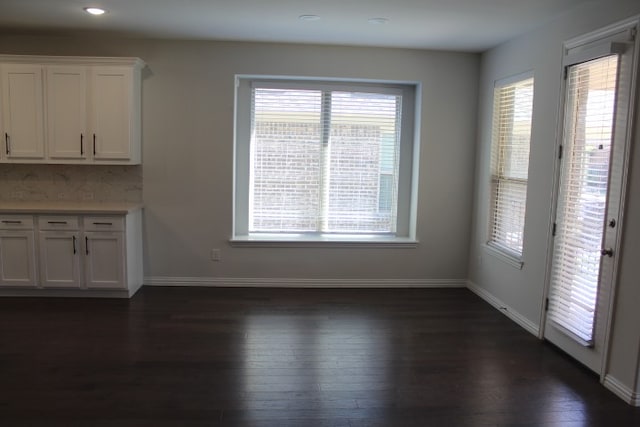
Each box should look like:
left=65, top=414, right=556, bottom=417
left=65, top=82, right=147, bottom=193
left=0, top=216, right=37, bottom=287
left=84, top=232, right=125, bottom=289
left=83, top=216, right=126, bottom=289
left=38, top=215, right=81, bottom=288
left=0, top=209, right=142, bottom=297
left=39, top=230, right=81, bottom=288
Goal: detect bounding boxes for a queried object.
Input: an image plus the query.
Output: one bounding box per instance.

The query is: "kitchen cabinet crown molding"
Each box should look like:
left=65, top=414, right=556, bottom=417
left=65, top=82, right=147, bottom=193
left=0, top=54, right=145, bottom=69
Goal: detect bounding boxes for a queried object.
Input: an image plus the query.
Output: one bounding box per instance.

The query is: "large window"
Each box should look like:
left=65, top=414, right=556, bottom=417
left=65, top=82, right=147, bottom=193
left=233, top=78, right=419, bottom=244
left=488, top=74, right=534, bottom=258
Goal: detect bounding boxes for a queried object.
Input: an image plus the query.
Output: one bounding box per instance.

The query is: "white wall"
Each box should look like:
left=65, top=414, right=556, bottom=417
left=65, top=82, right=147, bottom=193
left=0, top=36, right=479, bottom=283
left=468, top=0, right=640, bottom=401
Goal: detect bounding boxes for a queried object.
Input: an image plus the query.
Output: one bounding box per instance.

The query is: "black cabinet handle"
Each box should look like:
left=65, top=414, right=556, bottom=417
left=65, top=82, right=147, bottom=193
left=92, top=222, right=113, bottom=226
left=47, top=221, right=68, bottom=225
left=81, top=134, right=84, bottom=155
left=5, top=133, right=9, bottom=155
left=93, top=134, right=96, bottom=155
left=85, top=236, right=89, bottom=255
left=1, top=220, right=22, bottom=224
left=72, top=236, right=77, bottom=254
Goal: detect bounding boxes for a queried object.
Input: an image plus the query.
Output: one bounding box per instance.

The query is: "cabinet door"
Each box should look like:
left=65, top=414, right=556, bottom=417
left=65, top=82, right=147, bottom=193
left=1, top=65, right=45, bottom=159
left=0, top=231, right=37, bottom=287
left=84, top=232, right=126, bottom=289
left=90, top=67, right=132, bottom=160
left=47, top=66, right=87, bottom=160
left=39, top=231, right=81, bottom=288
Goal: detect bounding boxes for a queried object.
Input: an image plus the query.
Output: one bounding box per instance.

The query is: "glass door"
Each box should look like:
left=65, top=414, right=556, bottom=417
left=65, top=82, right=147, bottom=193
left=544, top=22, right=637, bottom=374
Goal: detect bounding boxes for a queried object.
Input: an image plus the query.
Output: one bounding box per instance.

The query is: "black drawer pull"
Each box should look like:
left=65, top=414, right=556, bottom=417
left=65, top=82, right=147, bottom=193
left=92, top=222, right=114, bottom=226
left=1, top=220, right=22, bottom=224
left=47, top=221, right=68, bottom=225
left=72, top=236, right=77, bottom=254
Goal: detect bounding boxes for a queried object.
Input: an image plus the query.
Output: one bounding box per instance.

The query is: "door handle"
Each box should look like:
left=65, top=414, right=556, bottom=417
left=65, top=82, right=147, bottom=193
left=72, top=236, right=77, bottom=254
left=5, top=133, right=9, bottom=154
left=601, top=248, right=614, bottom=257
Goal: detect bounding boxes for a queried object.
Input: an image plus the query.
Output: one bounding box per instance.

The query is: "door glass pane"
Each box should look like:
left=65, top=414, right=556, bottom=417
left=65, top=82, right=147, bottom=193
left=548, top=55, right=618, bottom=345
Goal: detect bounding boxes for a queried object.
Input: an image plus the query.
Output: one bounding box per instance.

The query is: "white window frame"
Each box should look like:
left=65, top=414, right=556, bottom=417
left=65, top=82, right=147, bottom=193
left=232, top=75, right=421, bottom=247
left=485, top=72, right=534, bottom=268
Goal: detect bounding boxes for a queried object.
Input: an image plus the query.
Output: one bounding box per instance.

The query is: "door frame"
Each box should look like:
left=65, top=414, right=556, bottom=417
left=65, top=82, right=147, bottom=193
left=539, top=16, right=640, bottom=379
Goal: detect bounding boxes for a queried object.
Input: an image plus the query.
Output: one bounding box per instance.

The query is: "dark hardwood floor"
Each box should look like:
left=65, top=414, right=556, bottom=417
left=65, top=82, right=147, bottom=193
left=1, top=287, right=639, bottom=426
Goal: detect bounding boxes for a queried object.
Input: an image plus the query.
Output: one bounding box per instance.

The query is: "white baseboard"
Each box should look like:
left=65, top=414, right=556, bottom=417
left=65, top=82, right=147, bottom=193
left=144, top=276, right=467, bottom=288
left=466, top=280, right=539, bottom=336
left=603, top=375, right=640, bottom=406
left=0, top=288, right=135, bottom=298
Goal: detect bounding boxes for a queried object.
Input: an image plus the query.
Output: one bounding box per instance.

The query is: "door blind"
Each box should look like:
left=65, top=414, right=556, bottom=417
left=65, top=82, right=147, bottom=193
left=489, top=77, right=534, bottom=255
left=249, top=85, right=401, bottom=234
left=548, top=55, right=619, bottom=344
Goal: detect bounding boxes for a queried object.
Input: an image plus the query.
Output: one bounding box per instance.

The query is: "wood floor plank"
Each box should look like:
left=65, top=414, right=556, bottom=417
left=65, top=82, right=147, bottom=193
left=1, top=287, right=639, bottom=426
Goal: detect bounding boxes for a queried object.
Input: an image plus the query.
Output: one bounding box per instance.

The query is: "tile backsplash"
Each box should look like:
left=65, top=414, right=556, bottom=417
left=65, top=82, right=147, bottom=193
left=0, top=164, right=142, bottom=202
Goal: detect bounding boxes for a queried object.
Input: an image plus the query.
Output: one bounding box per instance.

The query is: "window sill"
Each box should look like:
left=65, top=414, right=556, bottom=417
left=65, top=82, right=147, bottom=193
left=483, top=243, right=524, bottom=270
left=230, top=234, right=419, bottom=248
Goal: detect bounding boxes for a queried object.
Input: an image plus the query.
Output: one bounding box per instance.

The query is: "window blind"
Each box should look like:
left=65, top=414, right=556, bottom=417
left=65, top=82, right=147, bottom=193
left=489, top=77, right=534, bottom=255
left=548, top=55, right=619, bottom=344
left=249, top=85, right=401, bottom=234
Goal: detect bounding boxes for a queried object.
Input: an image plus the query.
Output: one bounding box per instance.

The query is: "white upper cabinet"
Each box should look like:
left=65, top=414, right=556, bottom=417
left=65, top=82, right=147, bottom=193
left=0, top=55, right=144, bottom=165
left=90, top=66, right=138, bottom=162
left=47, top=66, right=87, bottom=160
left=1, top=64, right=46, bottom=160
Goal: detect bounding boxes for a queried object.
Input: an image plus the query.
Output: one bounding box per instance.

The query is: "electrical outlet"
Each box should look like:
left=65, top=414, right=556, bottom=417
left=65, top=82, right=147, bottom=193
left=211, top=249, right=221, bottom=262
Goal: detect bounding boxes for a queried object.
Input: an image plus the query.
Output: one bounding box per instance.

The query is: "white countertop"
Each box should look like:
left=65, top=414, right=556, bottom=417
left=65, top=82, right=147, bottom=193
left=0, top=201, right=143, bottom=215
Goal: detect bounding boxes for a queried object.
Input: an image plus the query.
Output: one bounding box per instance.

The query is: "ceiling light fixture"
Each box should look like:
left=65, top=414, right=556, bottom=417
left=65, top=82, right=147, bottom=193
left=84, top=7, right=106, bottom=16
left=368, top=18, right=389, bottom=25
left=299, top=15, right=320, bottom=22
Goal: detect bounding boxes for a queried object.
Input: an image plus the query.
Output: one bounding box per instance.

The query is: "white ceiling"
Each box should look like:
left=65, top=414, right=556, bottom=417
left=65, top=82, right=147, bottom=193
left=0, top=0, right=597, bottom=52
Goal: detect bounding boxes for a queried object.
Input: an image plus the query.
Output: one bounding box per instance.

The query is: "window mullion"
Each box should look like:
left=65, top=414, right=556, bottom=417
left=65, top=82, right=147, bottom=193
left=319, top=90, right=332, bottom=233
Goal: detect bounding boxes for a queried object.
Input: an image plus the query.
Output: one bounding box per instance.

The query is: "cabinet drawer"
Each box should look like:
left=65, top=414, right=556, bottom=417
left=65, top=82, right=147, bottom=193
left=83, top=216, right=124, bottom=232
left=0, top=215, right=35, bottom=230
left=38, top=216, right=79, bottom=230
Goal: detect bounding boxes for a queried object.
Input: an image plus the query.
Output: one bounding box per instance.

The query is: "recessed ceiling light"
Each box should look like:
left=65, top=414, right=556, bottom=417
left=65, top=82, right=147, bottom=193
left=299, top=15, right=321, bottom=22
left=84, top=7, right=106, bottom=16
left=368, top=18, right=389, bottom=25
